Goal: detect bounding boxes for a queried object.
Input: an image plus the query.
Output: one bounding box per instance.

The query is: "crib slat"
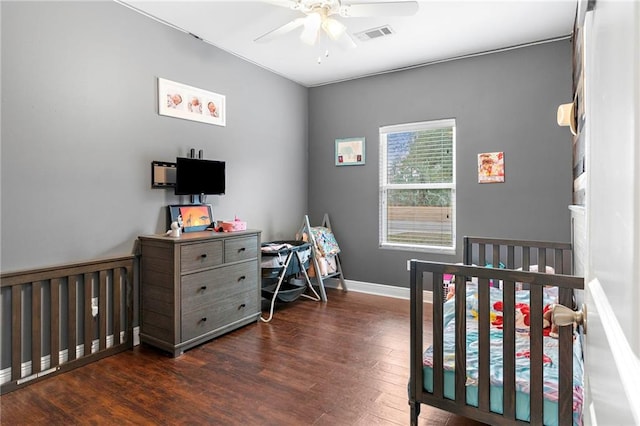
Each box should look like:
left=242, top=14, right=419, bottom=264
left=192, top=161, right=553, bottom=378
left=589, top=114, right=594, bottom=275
left=479, top=245, right=486, bottom=267
left=99, top=270, right=107, bottom=351
left=559, top=286, right=573, bottom=309
left=126, top=265, right=134, bottom=343
left=11, top=286, right=22, bottom=381
left=32, top=281, right=42, bottom=375
left=523, top=247, right=530, bottom=270
left=463, top=237, right=471, bottom=265
left=84, top=273, right=93, bottom=356
left=68, top=275, right=78, bottom=362
left=507, top=246, right=515, bottom=270
left=477, top=278, right=490, bottom=411
left=558, top=285, right=575, bottom=425
left=409, top=262, right=422, bottom=406
left=558, top=323, right=573, bottom=425
left=113, top=269, right=122, bottom=346
left=538, top=248, right=546, bottom=272
left=51, top=278, right=61, bottom=367
left=433, top=273, right=444, bottom=399
left=555, top=249, right=564, bottom=275
left=502, top=280, right=516, bottom=421
left=454, top=274, right=466, bottom=404
left=529, top=285, right=544, bottom=424
left=492, top=245, right=500, bottom=268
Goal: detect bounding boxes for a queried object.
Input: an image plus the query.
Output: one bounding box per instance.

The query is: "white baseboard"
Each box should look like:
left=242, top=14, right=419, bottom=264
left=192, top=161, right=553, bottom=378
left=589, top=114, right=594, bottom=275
left=322, top=277, right=433, bottom=304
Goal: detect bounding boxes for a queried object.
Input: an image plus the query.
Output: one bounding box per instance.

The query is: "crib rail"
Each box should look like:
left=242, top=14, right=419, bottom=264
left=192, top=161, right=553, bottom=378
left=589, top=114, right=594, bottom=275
left=0, top=255, right=134, bottom=394
left=409, top=261, right=584, bottom=426
left=464, top=236, right=572, bottom=274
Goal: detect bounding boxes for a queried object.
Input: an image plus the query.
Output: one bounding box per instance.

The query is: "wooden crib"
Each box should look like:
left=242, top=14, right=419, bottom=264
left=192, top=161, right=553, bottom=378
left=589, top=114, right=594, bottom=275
left=0, top=255, right=134, bottom=394
left=409, top=237, right=585, bottom=425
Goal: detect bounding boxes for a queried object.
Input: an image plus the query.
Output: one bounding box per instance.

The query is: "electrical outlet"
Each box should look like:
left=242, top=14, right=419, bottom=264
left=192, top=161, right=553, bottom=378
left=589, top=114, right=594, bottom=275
left=91, top=297, right=98, bottom=317
left=133, top=326, right=140, bottom=346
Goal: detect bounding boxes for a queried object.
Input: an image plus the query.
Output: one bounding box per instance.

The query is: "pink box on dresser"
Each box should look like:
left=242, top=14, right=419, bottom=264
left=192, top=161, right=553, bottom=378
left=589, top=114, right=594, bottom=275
left=220, top=220, right=247, bottom=232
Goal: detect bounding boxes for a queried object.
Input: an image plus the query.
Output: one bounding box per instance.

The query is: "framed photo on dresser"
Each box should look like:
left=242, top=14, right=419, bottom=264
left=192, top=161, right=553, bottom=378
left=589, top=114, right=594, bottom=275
left=168, top=204, right=214, bottom=232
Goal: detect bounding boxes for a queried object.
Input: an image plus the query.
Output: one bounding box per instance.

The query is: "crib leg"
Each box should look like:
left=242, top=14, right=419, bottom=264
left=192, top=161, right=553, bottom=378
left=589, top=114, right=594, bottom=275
left=410, top=401, right=420, bottom=426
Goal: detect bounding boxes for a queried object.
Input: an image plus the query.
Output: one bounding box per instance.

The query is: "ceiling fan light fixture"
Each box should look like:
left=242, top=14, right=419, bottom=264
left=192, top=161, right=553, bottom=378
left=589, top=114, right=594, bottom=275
left=322, top=17, right=346, bottom=40
left=257, top=0, right=417, bottom=48
left=300, top=12, right=322, bottom=45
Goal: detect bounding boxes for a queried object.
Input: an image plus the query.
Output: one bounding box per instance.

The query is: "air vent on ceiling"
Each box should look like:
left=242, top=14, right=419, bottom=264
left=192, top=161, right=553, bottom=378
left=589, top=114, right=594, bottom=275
left=354, top=25, right=394, bottom=41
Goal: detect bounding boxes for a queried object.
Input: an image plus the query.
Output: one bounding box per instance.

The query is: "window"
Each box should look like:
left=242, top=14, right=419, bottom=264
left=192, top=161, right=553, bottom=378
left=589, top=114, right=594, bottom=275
left=379, top=119, right=456, bottom=254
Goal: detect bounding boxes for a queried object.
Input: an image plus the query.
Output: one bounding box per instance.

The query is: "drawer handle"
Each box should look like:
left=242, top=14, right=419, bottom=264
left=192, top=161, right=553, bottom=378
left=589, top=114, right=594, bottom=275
left=200, top=253, right=208, bottom=259
left=200, top=317, right=207, bottom=323
left=238, top=303, right=246, bottom=310
left=200, top=285, right=207, bottom=291
left=238, top=247, right=246, bottom=253
left=238, top=275, right=246, bottom=282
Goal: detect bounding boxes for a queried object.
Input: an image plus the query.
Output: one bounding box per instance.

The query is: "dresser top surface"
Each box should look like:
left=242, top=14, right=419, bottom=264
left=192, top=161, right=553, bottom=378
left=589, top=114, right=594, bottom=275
left=139, top=229, right=261, bottom=244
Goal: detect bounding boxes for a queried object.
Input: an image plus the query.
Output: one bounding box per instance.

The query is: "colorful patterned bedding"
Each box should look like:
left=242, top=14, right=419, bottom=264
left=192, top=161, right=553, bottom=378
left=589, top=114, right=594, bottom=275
left=423, top=283, right=584, bottom=425
left=309, top=226, right=340, bottom=257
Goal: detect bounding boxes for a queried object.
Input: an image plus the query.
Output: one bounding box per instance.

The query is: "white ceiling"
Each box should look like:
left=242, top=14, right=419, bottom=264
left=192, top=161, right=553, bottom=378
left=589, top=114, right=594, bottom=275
left=118, top=0, right=577, bottom=87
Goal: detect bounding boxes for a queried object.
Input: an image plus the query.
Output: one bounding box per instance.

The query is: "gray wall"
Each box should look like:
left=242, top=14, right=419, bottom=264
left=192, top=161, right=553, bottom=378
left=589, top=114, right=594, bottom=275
left=1, top=1, right=308, bottom=272
left=307, top=41, right=574, bottom=288
left=1, top=1, right=573, bottom=293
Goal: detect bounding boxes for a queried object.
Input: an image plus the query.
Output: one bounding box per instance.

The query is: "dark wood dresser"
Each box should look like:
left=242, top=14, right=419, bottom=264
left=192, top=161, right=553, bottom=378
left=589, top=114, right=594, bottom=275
left=138, top=230, right=261, bottom=356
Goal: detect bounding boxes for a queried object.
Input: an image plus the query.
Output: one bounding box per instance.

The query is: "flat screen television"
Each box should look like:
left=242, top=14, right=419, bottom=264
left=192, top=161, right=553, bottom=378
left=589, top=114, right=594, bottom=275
left=175, top=157, right=226, bottom=195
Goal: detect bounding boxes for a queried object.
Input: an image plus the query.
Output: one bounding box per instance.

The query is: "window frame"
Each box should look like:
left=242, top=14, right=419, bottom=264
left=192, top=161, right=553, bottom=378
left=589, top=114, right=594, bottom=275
left=379, top=118, right=457, bottom=255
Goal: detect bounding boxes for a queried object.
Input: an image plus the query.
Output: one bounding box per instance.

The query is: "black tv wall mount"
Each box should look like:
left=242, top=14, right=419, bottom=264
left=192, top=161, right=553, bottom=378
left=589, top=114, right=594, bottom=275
left=151, top=161, right=176, bottom=188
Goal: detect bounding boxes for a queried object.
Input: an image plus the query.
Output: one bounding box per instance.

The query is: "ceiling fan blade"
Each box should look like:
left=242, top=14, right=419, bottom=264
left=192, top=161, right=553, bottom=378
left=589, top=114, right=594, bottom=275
left=336, top=31, right=357, bottom=49
left=339, top=1, right=419, bottom=18
left=259, top=0, right=309, bottom=13
left=254, top=17, right=305, bottom=43
left=259, top=0, right=297, bottom=9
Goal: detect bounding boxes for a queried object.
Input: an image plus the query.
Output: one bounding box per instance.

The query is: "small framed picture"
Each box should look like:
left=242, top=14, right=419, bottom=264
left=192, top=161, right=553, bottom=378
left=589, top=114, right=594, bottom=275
left=335, top=137, right=365, bottom=166
left=168, top=204, right=214, bottom=233
left=478, top=152, right=505, bottom=183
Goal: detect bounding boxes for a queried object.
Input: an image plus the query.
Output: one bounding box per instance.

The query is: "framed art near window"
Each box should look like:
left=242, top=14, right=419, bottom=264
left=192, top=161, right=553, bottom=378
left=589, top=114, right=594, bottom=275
left=335, top=137, right=365, bottom=166
left=477, top=152, right=505, bottom=183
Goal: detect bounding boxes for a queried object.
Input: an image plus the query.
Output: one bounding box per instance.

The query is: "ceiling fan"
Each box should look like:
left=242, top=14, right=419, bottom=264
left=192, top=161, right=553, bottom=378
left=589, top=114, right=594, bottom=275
left=255, top=0, right=419, bottom=48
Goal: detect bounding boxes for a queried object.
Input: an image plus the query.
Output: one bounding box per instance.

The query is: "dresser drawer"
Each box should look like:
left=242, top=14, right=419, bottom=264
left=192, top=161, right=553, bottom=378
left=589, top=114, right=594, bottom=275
left=225, top=235, right=258, bottom=263
left=181, top=262, right=258, bottom=312
left=181, top=240, right=223, bottom=273
left=181, top=288, right=258, bottom=342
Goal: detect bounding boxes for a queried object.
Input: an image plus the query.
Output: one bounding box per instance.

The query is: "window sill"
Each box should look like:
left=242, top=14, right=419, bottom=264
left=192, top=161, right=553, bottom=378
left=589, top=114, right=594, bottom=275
left=379, top=243, right=456, bottom=256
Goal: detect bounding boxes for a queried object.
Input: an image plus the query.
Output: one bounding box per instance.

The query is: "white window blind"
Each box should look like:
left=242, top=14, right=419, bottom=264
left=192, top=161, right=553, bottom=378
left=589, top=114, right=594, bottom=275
left=379, top=119, right=456, bottom=254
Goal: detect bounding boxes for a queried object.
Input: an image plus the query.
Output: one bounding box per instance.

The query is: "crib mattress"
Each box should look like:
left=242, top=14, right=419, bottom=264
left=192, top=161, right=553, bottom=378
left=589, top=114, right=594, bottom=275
left=422, top=284, right=584, bottom=426
left=422, top=368, right=577, bottom=425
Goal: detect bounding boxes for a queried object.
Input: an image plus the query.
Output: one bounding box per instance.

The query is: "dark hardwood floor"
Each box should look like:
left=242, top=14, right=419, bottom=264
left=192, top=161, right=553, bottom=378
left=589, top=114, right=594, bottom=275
left=1, top=288, right=485, bottom=425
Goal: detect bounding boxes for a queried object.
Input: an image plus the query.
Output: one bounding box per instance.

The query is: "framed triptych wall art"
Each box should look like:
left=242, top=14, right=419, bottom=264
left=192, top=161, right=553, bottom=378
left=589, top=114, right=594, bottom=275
left=158, top=77, right=226, bottom=126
